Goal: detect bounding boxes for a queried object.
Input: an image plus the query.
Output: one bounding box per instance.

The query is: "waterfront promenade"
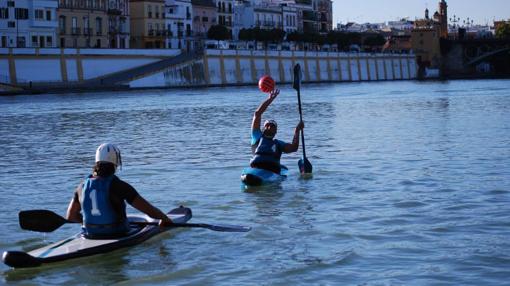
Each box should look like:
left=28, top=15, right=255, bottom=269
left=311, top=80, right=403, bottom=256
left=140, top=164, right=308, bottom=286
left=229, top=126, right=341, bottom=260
left=0, top=48, right=416, bottom=95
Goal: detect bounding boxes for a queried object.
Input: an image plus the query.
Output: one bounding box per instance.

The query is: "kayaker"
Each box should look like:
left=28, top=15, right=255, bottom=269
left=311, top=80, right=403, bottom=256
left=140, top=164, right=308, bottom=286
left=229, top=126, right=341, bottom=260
left=66, top=143, right=173, bottom=238
left=250, top=89, right=304, bottom=173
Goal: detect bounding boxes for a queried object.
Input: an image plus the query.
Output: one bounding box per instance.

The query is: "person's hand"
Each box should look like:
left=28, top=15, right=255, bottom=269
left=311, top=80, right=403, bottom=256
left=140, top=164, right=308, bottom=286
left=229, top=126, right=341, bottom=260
left=158, top=217, right=173, bottom=228
left=269, top=89, right=280, bottom=100
left=296, top=121, right=304, bottom=131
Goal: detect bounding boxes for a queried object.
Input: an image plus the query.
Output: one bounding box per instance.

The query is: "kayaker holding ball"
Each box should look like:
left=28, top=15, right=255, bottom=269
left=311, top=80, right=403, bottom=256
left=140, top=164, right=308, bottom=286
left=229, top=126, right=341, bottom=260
left=66, top=143, right=173, bottom=238
left=250, top=76, right=304, bottom=174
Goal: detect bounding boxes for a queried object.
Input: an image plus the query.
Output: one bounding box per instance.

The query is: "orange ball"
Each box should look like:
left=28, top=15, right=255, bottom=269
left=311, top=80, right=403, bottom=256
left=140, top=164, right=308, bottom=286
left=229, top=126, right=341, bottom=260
left=258, top=75, right=275, bottom=93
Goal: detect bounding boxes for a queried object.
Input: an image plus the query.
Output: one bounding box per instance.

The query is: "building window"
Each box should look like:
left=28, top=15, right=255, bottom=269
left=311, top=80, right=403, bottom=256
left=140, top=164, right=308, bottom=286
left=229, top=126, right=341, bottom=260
left=46, top=10, right=51, bottom=21
left=1, top=36, right=7, bottom=48
left=96, top=17, right=102, bottom=35
left=17, top=37, right=26, bottom=48
left=35, top=9, right=44, bottom=19
left=148, top=5, right=152, bottom=18
left=0, top=8, right=9, bottom=19
left=47, top=36, right=52, bottom=46
left=7, top=1, right=15, bottom=7
left=8, top=21, right=15, bottom=28
left=32, top=36, right=39, bottom=47
left=155, top=5, right=159, bottom=18
left=59, top=16, right=66, bottom=34
left=15, top=8, right=29, bottom=20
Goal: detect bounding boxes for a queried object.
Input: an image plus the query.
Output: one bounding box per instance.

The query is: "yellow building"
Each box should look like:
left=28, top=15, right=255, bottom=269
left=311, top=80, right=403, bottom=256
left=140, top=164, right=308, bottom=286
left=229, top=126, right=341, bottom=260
left=411, top=19, right=441, bottom=68
left=57, top=0, right=109, bottom=48
left=129, top=0, right=166, bottom=48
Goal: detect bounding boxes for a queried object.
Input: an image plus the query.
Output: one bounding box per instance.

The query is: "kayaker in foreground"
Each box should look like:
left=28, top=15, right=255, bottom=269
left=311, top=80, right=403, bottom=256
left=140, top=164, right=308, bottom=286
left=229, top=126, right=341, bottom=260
left=66, top=143, right=173, bottom=238
left=250, top=89, right=304, bottom=174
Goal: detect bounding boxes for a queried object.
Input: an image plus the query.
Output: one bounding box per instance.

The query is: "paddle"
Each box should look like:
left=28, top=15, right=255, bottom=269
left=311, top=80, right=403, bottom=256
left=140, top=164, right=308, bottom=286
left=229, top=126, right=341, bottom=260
left=19, top=210, right=251, bottom=233
left=292, top=63, right=313, bottom=175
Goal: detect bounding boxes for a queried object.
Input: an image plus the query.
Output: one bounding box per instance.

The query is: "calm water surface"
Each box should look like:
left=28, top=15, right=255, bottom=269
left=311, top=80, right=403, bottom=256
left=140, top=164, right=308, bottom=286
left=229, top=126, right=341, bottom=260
left=0, top=80, right=509, bottom=285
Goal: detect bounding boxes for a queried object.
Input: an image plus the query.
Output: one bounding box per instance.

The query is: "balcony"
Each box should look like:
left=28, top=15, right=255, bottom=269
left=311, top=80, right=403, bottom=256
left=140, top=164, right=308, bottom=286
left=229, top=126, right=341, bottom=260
left=295, top=0, right=312, bottom=5
left=83, top=27, right=93, bottom=35
left=71, top=27, right=81, bottom=35
left=302, top=12, right=317, bottom=21
left=108, top=8, right=122, bottom=15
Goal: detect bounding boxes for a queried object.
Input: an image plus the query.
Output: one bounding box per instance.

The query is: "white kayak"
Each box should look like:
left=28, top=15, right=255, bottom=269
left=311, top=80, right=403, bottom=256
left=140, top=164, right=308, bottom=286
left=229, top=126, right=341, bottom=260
left=2, top=206, right=192, bottom=268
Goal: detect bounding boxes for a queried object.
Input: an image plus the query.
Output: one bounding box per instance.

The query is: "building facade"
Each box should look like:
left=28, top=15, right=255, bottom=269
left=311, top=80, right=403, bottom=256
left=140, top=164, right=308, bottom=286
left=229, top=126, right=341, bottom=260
left=215, top=0, right=233, bottom=29
left=107, top=0, right=130, bottom=48
left=165, top=0, right=192, bottom=50
left=192, top=0, right=216, bottom=37
left=129, top=0, right=166, bottom=48
left=0, top=0, right=58, bottom=48
left=57, top=0, right=109, bottom=48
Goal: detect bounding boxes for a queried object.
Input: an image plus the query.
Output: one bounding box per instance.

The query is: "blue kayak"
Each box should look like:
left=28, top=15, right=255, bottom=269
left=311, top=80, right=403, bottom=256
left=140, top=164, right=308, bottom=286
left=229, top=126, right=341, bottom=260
left=241, top=165, right=288, bottom=188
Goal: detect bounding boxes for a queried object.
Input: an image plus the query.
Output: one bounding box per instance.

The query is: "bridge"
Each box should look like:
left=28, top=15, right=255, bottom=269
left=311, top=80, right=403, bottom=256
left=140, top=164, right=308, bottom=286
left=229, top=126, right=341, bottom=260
left=441, top=39, right=510, bottom=77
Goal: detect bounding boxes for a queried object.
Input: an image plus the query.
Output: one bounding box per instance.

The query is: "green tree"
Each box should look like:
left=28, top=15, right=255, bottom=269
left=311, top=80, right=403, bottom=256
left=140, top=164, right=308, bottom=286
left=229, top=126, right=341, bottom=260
left=495, top=22, right=510, bottom=39
left=363, top=34, right=386, bottom=47
left=207, top=25, right=232, bottom=41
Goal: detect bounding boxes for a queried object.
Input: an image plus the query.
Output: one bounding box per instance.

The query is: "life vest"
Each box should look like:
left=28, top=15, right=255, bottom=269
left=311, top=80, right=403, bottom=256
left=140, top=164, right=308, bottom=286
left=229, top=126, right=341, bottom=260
left=250, top=136, right=282, bottom=168
left=80, top=175, right=129, bottom=236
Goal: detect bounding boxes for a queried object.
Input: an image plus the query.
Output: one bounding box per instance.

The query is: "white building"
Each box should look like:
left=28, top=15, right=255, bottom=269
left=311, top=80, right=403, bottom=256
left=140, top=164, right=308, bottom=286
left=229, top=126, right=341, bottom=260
left=0, top=0, right=58, bottom=48
left=165, top=0, right=192, bottom=50
left=215, top=0, right=233, bottom=29
left=281, top=3, right=297, bottom=34
left=254, top=5, right=282, bottom=30
left=232, top=0, right=254, bottom=40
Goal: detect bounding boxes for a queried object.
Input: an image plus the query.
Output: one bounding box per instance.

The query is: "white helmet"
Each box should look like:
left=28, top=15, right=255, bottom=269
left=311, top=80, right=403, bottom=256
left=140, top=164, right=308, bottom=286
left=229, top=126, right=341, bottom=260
left=95, top=143, right=122, bottom=169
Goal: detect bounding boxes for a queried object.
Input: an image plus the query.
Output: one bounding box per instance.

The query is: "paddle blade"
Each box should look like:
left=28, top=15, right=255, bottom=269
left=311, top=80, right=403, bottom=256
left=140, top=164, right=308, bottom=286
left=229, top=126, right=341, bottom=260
left=203, top=224, right=252, bottom=232
left=298, top=157, right=313, bottom=175
left=293, top=63, right=301, bottom=90
left=172, top=223, right=251, bottom=232
left=19, top=210, right=69, bottom=232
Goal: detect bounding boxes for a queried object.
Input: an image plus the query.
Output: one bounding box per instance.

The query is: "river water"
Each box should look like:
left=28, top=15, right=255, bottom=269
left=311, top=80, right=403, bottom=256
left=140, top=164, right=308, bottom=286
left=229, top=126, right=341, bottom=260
left=0, top=80, right=509, bottom=285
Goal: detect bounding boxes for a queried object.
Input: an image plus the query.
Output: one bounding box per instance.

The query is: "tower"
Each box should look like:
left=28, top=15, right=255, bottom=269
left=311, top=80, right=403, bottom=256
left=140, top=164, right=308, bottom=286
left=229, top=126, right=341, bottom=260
left=438, top=0, right=448, bottom=38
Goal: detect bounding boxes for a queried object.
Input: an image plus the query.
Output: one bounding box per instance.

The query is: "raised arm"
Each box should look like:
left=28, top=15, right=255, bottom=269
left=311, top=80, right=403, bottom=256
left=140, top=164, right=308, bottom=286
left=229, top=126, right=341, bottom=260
left=251, top=89, right=280, bottom=131
left=283, top=121, right=304, bottom=153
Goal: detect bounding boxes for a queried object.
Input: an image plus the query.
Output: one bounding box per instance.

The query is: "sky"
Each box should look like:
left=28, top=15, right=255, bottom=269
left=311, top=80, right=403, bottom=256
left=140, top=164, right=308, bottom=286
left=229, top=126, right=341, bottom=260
left=332, top=0, right=510, bottom=26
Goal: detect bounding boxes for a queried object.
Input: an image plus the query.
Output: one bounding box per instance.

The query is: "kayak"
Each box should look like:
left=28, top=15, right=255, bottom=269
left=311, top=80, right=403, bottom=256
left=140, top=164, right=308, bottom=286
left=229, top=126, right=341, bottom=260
left=2, top=206, right=191, bottom=268
left=241, top=165, right=288, bottom=188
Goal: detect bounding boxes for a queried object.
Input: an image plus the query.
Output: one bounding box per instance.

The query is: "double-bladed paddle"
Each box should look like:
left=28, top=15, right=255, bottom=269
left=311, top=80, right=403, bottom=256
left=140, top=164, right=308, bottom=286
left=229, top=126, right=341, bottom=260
left=19, top=210, right=251, bottom=233
left=293, top=63, right=313, bottom=175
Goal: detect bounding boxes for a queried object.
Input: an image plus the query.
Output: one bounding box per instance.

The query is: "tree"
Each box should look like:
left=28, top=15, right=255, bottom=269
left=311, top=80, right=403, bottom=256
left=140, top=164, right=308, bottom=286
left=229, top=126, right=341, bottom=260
left=495, top=22, right=510, bottom=39
left=239, top=28, right=254, bottom=42
left=207, top=25, right=232, bottom=41
left=363, top=34, right=386, bottom=47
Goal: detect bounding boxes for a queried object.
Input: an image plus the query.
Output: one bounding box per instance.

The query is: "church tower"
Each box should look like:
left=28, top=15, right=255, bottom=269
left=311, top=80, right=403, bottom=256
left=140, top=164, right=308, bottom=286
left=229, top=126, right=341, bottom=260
left=438, top=0, right=448, bottom=38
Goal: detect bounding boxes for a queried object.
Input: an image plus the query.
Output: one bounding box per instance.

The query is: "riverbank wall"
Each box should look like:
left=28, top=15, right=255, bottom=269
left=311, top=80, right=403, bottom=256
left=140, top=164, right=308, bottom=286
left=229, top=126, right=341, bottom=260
left=0, top=48, right=417, bottom=94
left=130, top=49, right=417, bottom=88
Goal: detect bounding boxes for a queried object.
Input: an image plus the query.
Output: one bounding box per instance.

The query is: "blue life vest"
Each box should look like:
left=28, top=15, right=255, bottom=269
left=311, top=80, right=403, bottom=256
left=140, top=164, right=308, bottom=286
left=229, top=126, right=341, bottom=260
left=250, top=136, right=282, bottom=167
left=80, top=175, right=129, bottom=236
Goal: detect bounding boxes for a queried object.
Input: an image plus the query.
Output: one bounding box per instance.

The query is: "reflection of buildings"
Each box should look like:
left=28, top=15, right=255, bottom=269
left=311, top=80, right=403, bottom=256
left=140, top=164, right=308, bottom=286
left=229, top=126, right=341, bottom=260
left=411, top=0, right=448, bottom=70
left=0, top=0, right=58, bottom=48
left=58, top=0, right=109, bottom=48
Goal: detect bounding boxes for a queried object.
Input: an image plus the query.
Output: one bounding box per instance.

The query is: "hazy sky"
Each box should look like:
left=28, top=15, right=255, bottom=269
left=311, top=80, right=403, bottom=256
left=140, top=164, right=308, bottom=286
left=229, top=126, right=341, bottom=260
left=332, top=0, right=510, bottom=25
